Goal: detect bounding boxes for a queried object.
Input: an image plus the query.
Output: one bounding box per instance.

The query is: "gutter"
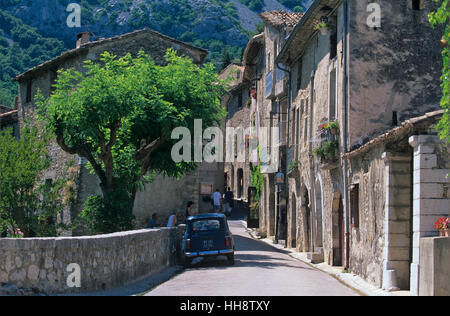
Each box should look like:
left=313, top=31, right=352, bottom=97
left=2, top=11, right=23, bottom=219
left=276, top=62, right=292, bottom=247
left=342, top=0, right=350, bottom=270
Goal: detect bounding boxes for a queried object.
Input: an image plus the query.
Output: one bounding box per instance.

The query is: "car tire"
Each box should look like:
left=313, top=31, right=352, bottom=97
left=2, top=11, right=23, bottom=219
left=227, top=254, right=235, bottom=266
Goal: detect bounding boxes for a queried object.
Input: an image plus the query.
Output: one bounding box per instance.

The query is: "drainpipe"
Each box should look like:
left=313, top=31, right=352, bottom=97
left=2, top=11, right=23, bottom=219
left=309, top=70, right=315, bottom=254
left=277, top=62, right=291, bottom=248
left=342, top=0, right=350, bottom=270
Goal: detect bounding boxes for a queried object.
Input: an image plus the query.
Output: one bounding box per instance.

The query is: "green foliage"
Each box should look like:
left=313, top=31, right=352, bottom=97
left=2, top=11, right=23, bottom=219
left=0, top=124, right=69, bottom=237
left=250, top=147, right=264, bottom=203
left=0, top=9, right=65, bottom=107
left=429, top=0, right=450, bottom=143
left=313, top=141, right=338, bottom=162
left=38, top=50, right=227, bottom=234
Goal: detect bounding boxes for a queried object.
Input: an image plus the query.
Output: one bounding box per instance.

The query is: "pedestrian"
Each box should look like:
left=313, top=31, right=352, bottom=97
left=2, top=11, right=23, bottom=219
left=185, top=201, right=194, bottom=222
left=147, top=213, right=159, bottom=228
left=167, top=210, right=177, bottom=227
left=211, top=189, right=222, bottom=213
left=224, top=187, right=234, bottom=217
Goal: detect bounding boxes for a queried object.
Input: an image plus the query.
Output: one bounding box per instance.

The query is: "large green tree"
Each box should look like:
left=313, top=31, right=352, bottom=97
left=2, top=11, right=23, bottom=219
left=38, top=50, right=226, bottom=234
left=429, top=0, right=450, bottom=143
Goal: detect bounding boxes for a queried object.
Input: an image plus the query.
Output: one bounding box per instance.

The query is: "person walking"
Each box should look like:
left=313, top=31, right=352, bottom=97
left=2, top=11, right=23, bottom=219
left=185, top=201, right=194, bottom=222
left=211, top=189, right=222, bottom=213
left=224, top=187, right=234, bottom=217
left=167, top=210, right=177, bottom=227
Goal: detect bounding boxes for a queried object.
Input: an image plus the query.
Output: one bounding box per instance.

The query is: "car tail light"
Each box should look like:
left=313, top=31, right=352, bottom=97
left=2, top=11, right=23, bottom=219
left=225, top=237, right=231, bottom=248
left=186, top=239, right=191, bottom=250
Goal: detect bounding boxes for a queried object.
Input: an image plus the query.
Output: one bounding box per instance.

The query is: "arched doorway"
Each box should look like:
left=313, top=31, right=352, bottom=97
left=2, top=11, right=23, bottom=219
left=290, top=193, right=297, bottom=248
left=300, top=184, right=311, bottom=252
left=237, top=168, right=243, bottom=198
left=314, top=177, right=324, bottom=248
left=331, top=191, right=344, bottom=266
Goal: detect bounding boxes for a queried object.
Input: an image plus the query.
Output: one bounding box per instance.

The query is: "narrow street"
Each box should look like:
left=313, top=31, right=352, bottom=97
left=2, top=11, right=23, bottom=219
left=145, top=212, right=359, bottom=296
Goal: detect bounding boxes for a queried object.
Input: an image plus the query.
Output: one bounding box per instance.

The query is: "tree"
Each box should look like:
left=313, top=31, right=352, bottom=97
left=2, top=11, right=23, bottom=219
left=38, top=50, right=227, bottom=234
left=429, top=0, right=450, bottom=143
left=0, top=124, right=69, bottom=237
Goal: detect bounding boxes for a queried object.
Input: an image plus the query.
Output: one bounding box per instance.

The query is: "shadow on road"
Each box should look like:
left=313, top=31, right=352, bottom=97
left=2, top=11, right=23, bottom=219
left=186, top=233, right=315, bottom=271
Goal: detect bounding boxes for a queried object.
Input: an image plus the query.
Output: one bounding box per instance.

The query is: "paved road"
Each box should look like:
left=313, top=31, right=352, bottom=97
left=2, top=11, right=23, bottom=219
left=145, top=219, right=359, bottom=296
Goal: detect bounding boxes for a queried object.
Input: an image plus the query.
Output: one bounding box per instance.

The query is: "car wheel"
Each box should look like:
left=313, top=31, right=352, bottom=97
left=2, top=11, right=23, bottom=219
left=227, top=254, right=235, bottom=266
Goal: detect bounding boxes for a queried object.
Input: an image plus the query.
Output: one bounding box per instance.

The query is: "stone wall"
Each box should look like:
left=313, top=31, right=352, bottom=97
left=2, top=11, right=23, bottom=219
left=348, top=0, right=443, bottom=148
left=409, top=135, right=450, bottom=296
left=0, top=226, right=184, bottom=295
left=419, top=237, right=450, bottom=296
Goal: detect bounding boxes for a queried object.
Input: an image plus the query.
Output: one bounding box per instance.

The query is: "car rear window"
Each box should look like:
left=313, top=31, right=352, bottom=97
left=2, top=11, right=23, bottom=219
left=191, top=219, right=221, bottom=232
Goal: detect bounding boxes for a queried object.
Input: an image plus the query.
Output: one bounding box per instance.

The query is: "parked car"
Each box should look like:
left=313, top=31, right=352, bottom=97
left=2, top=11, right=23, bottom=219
left=182, top=213, right=235, bottom=267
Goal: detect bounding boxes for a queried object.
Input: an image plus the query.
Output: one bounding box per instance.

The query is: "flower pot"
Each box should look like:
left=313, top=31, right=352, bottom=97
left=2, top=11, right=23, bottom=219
left=439, top=229, right=450, bottom=237
left=330, top=128, right=339, bottom=135
left=320, top=27, right=329, bottom=36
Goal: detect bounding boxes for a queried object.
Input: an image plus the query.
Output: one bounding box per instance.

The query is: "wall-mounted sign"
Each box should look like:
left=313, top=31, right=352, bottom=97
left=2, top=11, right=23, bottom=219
left=200, top=183, right=213, bottom=195
left=275, top=172, right=285, bottom=184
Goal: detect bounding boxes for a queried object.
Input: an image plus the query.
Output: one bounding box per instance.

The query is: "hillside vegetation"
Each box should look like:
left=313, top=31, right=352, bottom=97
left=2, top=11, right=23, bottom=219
left=0, top=0, right=311, bottom=107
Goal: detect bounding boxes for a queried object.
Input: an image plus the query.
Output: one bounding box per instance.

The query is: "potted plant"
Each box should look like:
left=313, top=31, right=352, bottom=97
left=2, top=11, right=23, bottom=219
left=315, top=21, right=332, bottom=36
left=314, top=141, right=339, bottom=164
left=327, top=120, right=340, bottom=135
left=434, top=217, right=450, bottom=237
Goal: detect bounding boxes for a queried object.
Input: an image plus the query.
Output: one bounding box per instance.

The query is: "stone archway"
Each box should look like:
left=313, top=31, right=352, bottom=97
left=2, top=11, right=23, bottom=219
left=298, top=183, right=311, bottom=252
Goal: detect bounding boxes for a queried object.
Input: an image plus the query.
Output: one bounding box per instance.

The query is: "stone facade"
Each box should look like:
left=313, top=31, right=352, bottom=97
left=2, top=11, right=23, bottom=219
left=12, top=29, right=222, bottom=233
left=0, top=226, right=184, bottom=295
left=253, top=0, right=446, bottom=294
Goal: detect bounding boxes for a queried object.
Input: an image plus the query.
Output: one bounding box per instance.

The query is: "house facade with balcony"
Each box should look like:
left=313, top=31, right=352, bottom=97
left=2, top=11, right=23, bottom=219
left=248, top=11, right=303, bottom=241
left=275, top=0, right=445, bottom=294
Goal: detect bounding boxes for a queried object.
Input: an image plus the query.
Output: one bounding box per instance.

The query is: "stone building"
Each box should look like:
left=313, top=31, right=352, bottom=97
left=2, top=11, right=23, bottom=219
left=0, top=103, right=19, bottom=137
left=248, top=11, right=304, bottom=241
left=220, top=63, right=253, bottom=202
left=270, top=0, right=446, bottom=294
left=12, top=28, right=223, bottom=233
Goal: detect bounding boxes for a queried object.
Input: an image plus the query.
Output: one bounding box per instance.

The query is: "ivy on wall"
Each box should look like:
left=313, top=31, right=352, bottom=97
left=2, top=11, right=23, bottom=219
left=429, top=0, right=450, bottom=143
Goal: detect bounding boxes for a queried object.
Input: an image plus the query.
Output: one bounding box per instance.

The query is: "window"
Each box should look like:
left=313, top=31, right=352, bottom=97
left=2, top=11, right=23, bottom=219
left=191, top=219, right=221, bottom=232
left=412, top=0, right=421, bottom=11
left=392, top=111, right=398, bottom=126
left=330, top=32, right=338, bottom=60
left=26, top=79, right=32, bottom=103
left=296, top=62, right=302, bottom=92
left=350, top=185, right=360, bottom=228
left=329, top=68, right=337, bottom=121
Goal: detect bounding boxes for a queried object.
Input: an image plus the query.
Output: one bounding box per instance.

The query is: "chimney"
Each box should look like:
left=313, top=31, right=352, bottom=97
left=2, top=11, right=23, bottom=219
left=76, top=32, right=90, bottom=48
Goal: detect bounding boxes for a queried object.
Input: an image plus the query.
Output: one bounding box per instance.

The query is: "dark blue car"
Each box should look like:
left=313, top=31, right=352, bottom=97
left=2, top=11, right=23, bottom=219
left=182, top=213, right=235, bottom=267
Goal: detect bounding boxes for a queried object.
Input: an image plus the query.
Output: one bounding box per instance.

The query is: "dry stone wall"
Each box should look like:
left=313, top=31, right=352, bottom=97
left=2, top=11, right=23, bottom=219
left=0, top=226, right=184, bottom=295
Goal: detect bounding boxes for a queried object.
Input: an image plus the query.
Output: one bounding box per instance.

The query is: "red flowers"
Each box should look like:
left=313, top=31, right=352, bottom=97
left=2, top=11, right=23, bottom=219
left=434, top=217, right=449, bottom=231
left=250, top=89, right=257, bottom=99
